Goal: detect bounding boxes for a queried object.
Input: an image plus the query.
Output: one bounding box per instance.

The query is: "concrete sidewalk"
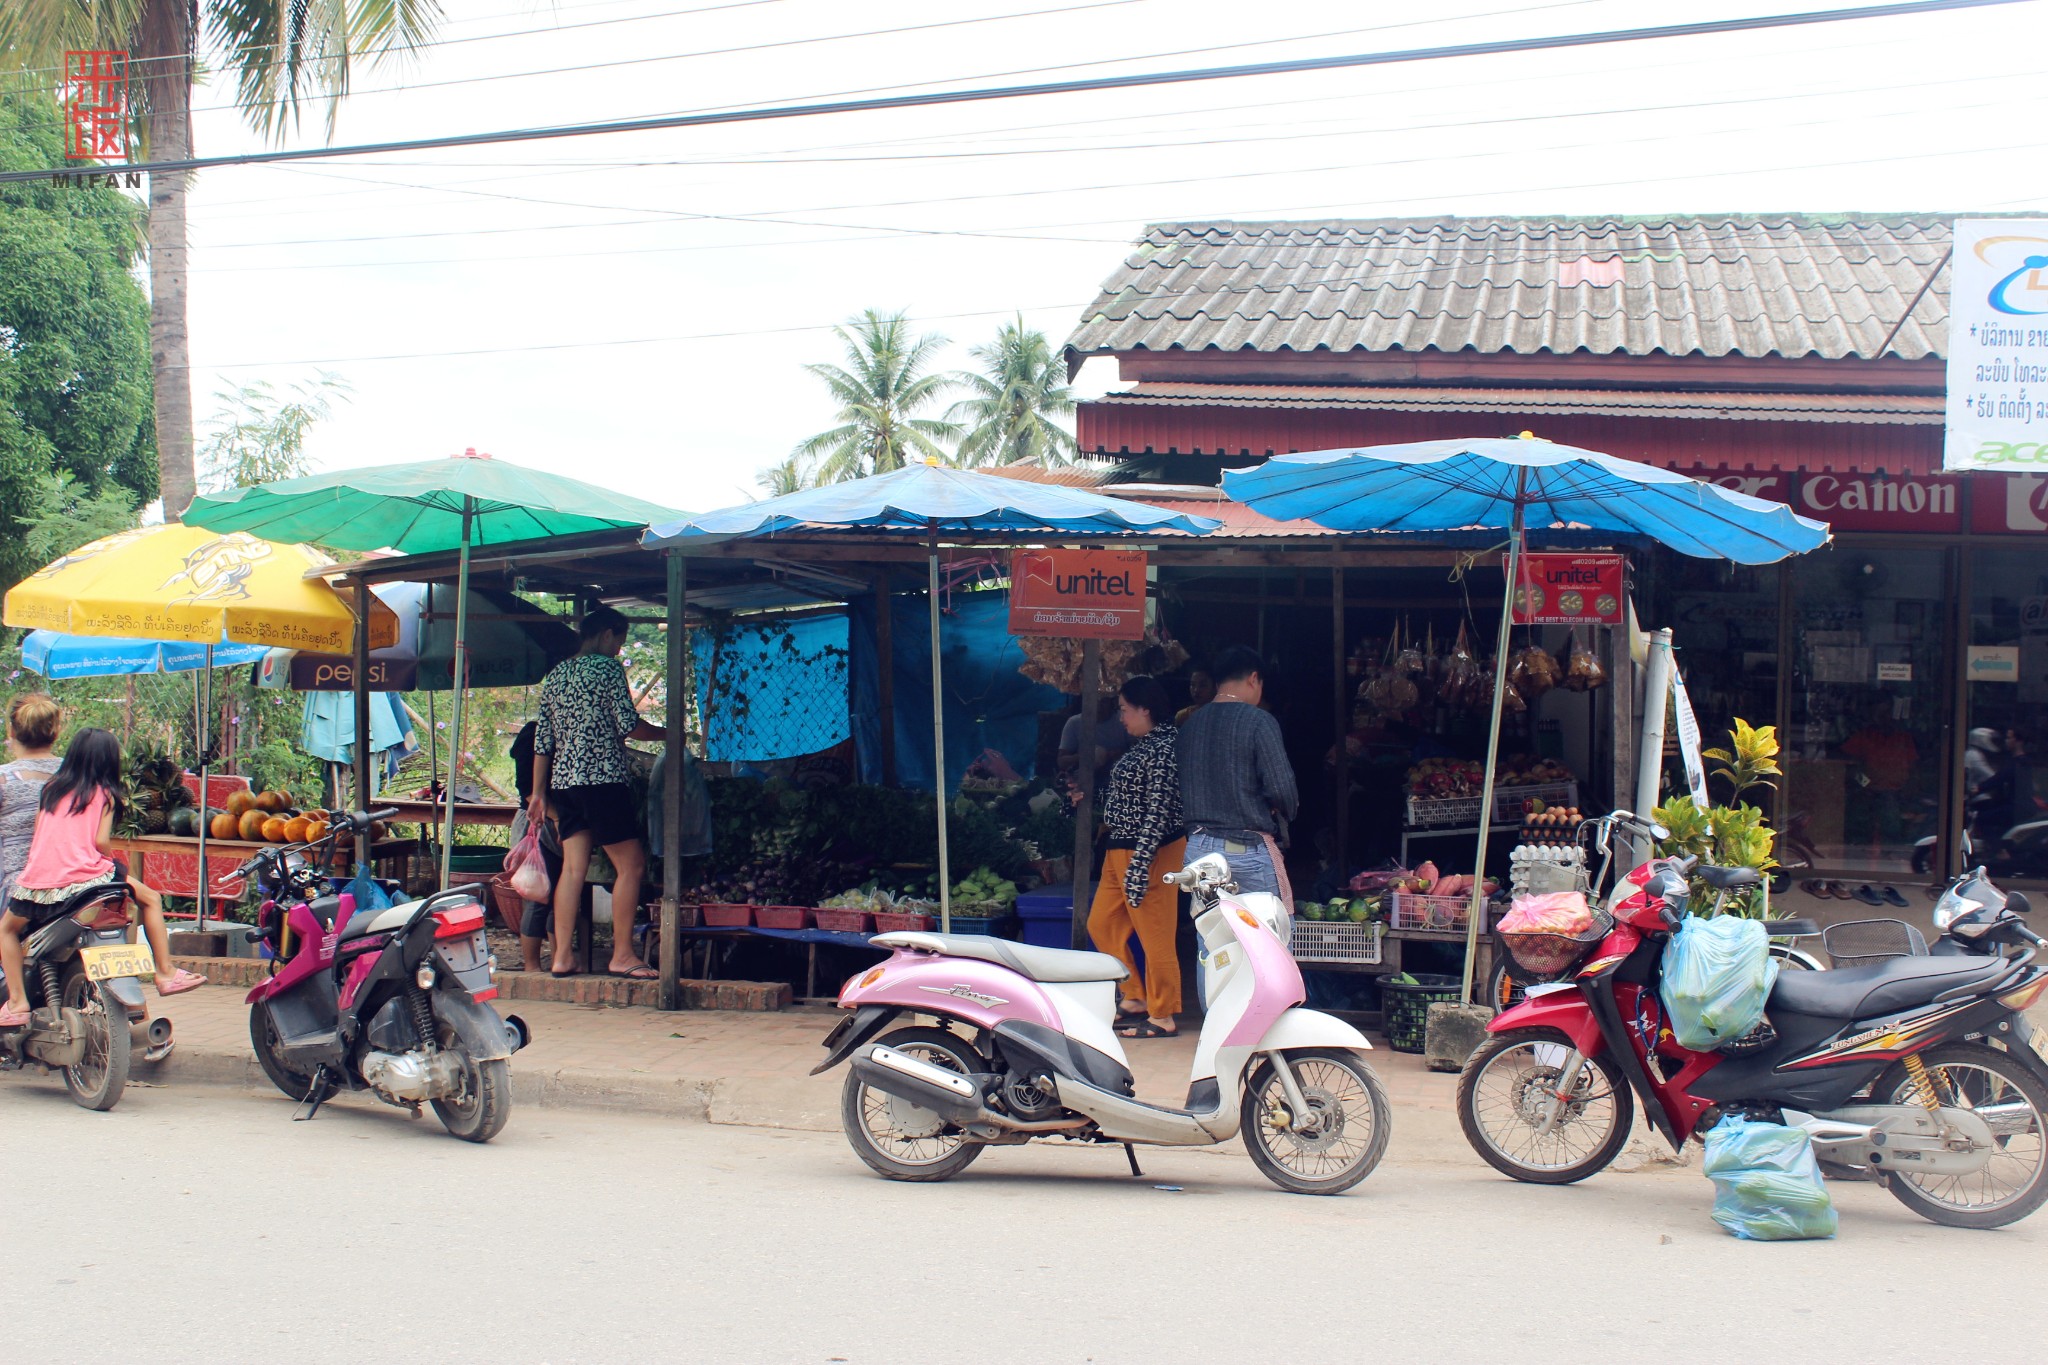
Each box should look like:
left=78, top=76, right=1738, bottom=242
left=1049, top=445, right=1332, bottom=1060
left=136, top=966, right=1508, bottom=1153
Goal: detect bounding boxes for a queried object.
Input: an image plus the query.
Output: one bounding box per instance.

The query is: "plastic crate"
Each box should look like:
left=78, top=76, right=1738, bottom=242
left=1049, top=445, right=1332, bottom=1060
left=872, top=910, right=934, bottom=933
left=813, top=908, right=875, bottom=934
left=1290, top=919, right=1384, bottom=965
left=1388, top=891, right=1473, bottom=931
left=946, top=915, right=1007, bottom=937
left=1494, top=782, right=1578, bottom=824
left=754, top=906, right=814, bottom=930
left=1404, top=794, right=1484, bottom=828
left=1381, top=974, right=1463, bottom=1052
left=1015, top=886, right=1073, bottom=950
left=702, top=903, right=755, bottom=928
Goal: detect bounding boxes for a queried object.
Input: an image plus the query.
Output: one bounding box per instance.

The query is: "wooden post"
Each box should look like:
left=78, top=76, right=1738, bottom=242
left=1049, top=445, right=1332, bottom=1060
left=875, top=569, right=897, bottom=786
left=1069, top=638, right=1102, bottom=950
left=1331, top=566, right=1349, bottom=876
left=660, top=550, right=687, bottom=1012
left=352, top=580, right=373, bottom=814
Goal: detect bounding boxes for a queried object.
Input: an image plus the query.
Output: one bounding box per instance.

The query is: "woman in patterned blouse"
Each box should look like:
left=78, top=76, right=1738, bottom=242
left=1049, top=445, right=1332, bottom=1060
left=1087, top=675, right=1187, bottom=1039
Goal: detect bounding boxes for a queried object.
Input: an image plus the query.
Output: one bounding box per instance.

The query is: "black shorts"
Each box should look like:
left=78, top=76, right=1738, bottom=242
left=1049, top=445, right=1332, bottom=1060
left=9, top=860, right=128, bottom=927
left=551, top=783, right=642, bottom=849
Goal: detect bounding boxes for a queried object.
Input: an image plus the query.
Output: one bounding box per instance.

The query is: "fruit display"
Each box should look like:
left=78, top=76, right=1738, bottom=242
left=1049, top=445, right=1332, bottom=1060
left=950, top=866, right=1018, bottom=911
left=1299, top=897, right=1377, bottom=923
left=1405, top=758, right=1484, bottom=801
left=1499, top=756, right=1573, bottom=787
left=1519, top=800, right=1586, bottom=847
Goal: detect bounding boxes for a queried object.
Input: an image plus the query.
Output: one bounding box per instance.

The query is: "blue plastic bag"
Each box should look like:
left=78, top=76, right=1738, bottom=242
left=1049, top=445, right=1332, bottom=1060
left=1702, top=1117, right=1837, bottom=1240
left=1660, top=914, right=1777, bottom=1051
left=345, top=864, right=392, bottom=914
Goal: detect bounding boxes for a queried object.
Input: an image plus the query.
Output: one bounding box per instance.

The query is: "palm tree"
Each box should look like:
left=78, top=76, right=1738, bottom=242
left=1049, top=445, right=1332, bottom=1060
left=947, top=318, right=1078, bottom=468
left=754, top=454, right=813, bottom=499
left=1, top=0, right=441, bottom=520
left=794, top=310, right=960, bottom=483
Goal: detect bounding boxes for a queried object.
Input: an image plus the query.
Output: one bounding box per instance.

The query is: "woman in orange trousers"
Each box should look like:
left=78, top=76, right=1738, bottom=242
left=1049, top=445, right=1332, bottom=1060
left=1087, top=676, right=1186, bottom=1038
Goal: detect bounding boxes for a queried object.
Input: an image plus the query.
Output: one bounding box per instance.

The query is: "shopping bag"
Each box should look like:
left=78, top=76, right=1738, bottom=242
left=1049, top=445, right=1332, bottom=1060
left=504, top=823, right=552, bottom=903
left=1659, top=913, right=1777, bottom=1051
left=1702, top=1117, right=1837, bottom=1240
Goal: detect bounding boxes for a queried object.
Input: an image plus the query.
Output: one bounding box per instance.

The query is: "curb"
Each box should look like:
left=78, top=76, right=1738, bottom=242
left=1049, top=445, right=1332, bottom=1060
left=169, top=957, right=793, bottom=1011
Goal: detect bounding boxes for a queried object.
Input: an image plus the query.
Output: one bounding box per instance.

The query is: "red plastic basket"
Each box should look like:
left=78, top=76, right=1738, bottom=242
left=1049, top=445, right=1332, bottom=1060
left=702, top=903, right=755, bottom=928
left=813, top=908, right=875, bottom=934
left=871, top=910, right=934, bottom=933
left=754, top=905, right=814, bottom=930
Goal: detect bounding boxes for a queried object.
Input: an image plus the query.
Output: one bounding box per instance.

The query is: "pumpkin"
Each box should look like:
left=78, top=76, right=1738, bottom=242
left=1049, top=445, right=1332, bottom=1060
left=210, top=812, right=239, bottom=841
left=284, top=817, right=311, bottom=844
left=261, top=816, right=290, bottom=843
left=237, top=810, right=269, bottom=842
left=224, top=791, right=256, bottom=818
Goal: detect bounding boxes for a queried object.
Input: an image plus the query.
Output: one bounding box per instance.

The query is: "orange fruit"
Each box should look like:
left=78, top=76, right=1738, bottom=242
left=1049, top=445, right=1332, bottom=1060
left=261, top=816, right=289, bottom=842
left=210, top=812, right=239, bottom=841
left=237, top=810, right=268, bottom=842
left=225, top=791, right=256, bottom=818
left=284, top=817, right=311, bottom=844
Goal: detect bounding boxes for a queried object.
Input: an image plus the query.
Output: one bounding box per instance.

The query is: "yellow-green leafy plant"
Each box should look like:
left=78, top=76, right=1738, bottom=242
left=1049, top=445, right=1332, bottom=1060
left=1653, top=718, right=1781, bottom=918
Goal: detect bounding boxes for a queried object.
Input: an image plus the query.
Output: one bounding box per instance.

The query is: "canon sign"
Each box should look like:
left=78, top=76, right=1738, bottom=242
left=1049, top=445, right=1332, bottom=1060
left=1673, top=468, right=2048, bottom=535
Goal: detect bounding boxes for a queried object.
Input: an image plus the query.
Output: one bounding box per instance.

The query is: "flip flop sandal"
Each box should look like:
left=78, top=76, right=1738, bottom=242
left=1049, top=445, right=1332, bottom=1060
left=1117, top=1020, right=1178, bottom=1039
left=608, top=965, right=659, bottom=980
left=157, top=970, right=206, bottom=997
left=0, top=1007, right=29, bottom=1029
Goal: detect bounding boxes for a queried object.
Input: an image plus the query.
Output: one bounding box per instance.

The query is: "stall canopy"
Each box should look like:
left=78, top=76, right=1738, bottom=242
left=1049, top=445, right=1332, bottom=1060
left=23, top=629, right=268, bottom=678
left=645, top=461, right=1219, bottom=928
left=186, top=451, right=684, bottom=882
left=1224, top=435, right=1831, bottom=1002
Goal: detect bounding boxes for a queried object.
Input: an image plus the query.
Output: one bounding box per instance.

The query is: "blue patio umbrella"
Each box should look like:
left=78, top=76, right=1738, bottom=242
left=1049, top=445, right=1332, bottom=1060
left=645, top=462, right=1219, bottom=928
left=22, top=630, right=269, bottom=679
left=1224, top=435, right=1831, bottom=1000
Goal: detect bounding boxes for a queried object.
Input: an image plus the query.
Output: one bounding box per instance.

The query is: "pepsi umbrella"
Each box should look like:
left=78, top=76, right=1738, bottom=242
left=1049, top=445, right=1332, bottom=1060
left=645, top=462, right=1218, bottom=928
left=1224, top=436, right=1831, bottom=1002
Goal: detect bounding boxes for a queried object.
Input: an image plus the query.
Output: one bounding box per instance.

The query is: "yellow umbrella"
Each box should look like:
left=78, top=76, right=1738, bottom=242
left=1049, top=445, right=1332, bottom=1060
left=4, top=526, right=397, bottom=922
left=4, top=526, right=396, bottom=653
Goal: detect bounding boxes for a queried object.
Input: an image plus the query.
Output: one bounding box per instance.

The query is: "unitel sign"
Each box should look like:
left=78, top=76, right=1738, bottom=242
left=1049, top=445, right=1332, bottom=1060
left=1008, top=548, right=1147, bottom=640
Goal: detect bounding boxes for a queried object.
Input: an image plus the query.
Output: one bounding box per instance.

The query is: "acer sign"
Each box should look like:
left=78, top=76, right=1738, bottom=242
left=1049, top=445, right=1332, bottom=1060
left=1008, top=548, right=1147, bottom=639
left=1671, top=467, right=2048, bottom=535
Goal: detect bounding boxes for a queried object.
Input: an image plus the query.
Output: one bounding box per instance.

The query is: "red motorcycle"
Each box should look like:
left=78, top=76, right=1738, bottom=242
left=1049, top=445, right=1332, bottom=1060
left=1457, top=811, right=2048, bottom=1229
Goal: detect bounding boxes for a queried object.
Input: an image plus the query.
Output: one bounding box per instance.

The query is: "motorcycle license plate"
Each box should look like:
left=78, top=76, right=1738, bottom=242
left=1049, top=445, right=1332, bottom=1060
left=80, top=943, right=155, bottom=982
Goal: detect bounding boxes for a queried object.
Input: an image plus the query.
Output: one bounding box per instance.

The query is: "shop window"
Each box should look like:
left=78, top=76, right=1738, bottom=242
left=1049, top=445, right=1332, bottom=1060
left=1964, top=548, right=2048, bottom=877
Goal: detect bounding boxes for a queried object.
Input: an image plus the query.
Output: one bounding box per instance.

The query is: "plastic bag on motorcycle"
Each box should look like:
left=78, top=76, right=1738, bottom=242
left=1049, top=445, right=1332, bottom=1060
left=1702, top=1117, right=1837, bottom=1241
left=1659, top=914, right=1777, bottom=1052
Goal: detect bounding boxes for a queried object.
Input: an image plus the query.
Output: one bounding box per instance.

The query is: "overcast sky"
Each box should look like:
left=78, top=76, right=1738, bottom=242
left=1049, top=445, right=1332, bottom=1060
left=152, top=0, right=2048, bottom=515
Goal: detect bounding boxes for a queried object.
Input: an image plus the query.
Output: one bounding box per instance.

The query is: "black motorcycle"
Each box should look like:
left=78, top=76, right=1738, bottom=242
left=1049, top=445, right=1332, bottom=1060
left=0, top=879, right=167, bottom=1110
left=240, top=810, right=529, bottom=1142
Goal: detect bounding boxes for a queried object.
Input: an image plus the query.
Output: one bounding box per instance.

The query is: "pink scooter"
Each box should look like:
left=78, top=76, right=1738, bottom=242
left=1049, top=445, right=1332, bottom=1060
left=813, top=852, right=1391, bottom=1194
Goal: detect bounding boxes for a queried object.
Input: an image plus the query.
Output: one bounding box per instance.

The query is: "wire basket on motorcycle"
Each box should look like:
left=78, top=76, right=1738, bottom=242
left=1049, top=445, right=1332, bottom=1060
left=1497, top=890, right=1613, bottom=976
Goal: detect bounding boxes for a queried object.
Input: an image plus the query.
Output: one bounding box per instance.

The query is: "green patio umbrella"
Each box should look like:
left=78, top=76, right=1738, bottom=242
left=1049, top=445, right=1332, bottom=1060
left=186, top=450, right=683, bottom=883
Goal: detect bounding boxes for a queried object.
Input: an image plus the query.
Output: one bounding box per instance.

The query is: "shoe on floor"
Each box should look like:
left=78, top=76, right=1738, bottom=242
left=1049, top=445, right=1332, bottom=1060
left=1799, top=879, right=1829, bottom=898
left=1820, top=881, right=1849, bottom=900
left=1880, top=885, right=1910, bottom=908
left=1853, top=884, right=1885, bottom=907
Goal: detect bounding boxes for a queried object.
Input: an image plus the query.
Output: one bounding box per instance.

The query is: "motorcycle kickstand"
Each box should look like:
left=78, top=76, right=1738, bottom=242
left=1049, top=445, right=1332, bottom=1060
left=1123, top=1143, right=1144, bottom=1179
left=293, top=1066, right=333, bottom=1122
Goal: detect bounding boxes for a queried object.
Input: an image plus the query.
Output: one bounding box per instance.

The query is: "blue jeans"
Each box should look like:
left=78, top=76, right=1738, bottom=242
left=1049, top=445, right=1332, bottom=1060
left=1185, top=830, right=1283, bottom=899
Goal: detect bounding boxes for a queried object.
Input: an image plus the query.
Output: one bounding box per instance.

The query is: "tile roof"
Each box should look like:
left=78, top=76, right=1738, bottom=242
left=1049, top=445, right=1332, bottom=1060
left=1091, top=382, right=1944, bottom=425
left=1066, top=215, right=1966, bottom=363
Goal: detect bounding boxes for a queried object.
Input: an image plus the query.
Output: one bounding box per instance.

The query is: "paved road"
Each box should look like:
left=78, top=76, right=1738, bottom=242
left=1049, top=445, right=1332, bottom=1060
left=4, top=1081, right=2036, bottom=1364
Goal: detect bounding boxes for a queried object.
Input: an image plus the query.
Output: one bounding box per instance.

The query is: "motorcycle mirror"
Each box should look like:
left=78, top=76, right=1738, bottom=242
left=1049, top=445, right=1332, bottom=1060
left=2009, top=891, right=2033, bottom=917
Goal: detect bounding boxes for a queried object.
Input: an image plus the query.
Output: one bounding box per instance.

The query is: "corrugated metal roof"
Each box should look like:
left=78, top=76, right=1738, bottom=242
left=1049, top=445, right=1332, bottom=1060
left=1066, top=215, right=1962, bottom=362
left=1093, top=383, right=1944, bottom=425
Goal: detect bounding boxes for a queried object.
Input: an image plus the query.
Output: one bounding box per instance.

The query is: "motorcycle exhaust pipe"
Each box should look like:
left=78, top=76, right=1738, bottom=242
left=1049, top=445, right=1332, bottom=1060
left=147, top=1017, right=173, bottom=1049
left=852, top=1045, right=985, bottom=1124
left=502, top=1014, right=531, bottom=1054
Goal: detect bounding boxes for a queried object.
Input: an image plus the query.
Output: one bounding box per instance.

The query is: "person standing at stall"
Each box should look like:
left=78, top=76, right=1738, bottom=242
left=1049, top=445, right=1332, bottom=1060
left=1177, top=646, right=1298, bottom=911
left=529, top=606, right=666, bottom=980
left=1086, top=676, right=1187, bottom=1039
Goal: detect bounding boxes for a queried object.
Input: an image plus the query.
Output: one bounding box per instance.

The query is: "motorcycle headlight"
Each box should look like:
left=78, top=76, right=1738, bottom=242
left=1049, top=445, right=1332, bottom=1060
left=1932, top=889, right=1968, bottom=932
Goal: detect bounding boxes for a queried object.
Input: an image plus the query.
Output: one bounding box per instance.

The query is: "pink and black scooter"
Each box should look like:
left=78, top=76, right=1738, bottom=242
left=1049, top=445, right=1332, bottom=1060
left=239, top=809, right=528, bottom=1143
left=814, top=852, right=1391, bottom=1194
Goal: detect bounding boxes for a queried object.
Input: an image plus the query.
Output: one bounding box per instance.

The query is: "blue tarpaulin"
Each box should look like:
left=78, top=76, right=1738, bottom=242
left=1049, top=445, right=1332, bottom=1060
left=692, top=611, right=850, bottom=763
left=849, top=588, right=1063, bottom=792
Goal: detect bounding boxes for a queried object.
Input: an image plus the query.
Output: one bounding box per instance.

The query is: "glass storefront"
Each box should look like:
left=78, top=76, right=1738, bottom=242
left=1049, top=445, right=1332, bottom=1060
left=1964, top=548, right=2048, bottom=876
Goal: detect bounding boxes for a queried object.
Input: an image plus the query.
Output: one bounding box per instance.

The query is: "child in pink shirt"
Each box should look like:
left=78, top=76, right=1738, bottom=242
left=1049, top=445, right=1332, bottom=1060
left=0, top=728, right=202, bottom=1028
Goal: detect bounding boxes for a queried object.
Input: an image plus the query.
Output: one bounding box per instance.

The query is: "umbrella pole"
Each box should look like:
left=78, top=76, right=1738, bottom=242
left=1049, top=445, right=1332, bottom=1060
left=440, top=505, right=474, bottom=888
left=195, top=645, right=212, bottom=929
left=1462, top=500, right=1526, bottom=1005
left=929, top=533, right=951, bottom=933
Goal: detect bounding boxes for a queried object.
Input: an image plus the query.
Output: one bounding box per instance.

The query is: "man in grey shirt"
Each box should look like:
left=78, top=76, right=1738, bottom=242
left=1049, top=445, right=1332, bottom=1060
left=1177, top=646, right=1298, bottom=908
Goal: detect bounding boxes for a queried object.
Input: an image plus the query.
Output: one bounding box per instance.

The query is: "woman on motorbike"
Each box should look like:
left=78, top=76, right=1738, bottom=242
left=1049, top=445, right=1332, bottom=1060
left=0, top=729, right=203, bottom=1028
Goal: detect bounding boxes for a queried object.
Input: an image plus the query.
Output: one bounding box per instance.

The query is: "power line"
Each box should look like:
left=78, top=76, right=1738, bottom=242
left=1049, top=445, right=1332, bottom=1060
left=4, top=0, right=2021, bottom=184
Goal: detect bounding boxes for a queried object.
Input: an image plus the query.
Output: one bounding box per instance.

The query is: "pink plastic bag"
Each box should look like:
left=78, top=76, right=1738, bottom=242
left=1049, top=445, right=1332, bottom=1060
left=505, top=825, right=551, bottom=903
left=1499, top=890, right=1593, bottom=937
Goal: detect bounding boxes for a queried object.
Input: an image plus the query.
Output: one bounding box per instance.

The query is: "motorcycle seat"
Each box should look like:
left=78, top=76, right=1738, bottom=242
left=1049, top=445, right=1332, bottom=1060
left=873, top=931, right=1130, bottom=984
left=1698, top=865, right=1762, bottom=891
left=1770, top=954, right=2011, bottom=1020
left=338, top=903, right=418, bottom=942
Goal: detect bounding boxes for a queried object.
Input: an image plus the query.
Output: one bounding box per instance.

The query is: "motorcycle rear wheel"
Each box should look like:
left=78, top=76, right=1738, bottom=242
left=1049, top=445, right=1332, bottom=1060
left=432, top=1026, right=511, bottom=1143
left=1459, top=1028, right=1633, bottom=1184
left=1874, top=1043, right=2048, bottom=1229
left=249, top=1007, right=335, bottom=1104
left=61, top=970, right=128, bottom=1112
left=839, top=1025, right=985, bottom=1182
left=1241, top=1048, right=1391, bottom=1195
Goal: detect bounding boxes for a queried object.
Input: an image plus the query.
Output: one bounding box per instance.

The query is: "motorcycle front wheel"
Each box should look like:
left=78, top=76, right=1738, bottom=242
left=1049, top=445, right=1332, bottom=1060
left=432, top=1025, right=511, bottom=1143
left=1458, top=1028, right=1633, bottom=1183
left=1874, top=1043, right=2048, bottom=1229
left=61, top=969, right=129, bottom=1112
left=1242, top=1048, right=1390, bottom=1195
left=249, top=1007, right=336, bottom=1104
left=839, top=1025, right=985, bottom=1182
